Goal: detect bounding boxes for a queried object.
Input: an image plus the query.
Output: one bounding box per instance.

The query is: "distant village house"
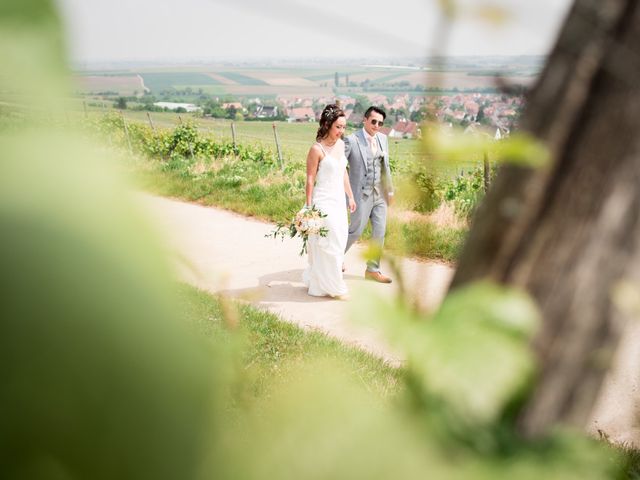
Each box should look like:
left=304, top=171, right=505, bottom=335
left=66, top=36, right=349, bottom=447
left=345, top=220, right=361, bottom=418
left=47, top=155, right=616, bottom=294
left=287, top=107, right=316, bottom=123
left=254, top=105, right=278, bottom=118
left=389, top=120, right=420, bottom=139
left=222, top=102, right=244, bottom=112
left=153, top=102, right=201, bottom=112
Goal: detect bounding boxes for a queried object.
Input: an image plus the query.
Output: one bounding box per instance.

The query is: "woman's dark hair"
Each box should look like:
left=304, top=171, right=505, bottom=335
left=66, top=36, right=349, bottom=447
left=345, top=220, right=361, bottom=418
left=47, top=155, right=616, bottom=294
left=364, top=106, right=386, bottom=120
left=316, top=104, right=345, bottom=142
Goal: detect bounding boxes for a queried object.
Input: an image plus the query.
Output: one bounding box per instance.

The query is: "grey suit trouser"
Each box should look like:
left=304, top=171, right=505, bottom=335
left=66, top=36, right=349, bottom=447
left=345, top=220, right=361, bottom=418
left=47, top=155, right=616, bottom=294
left=345, top=192, right=387, bottom=272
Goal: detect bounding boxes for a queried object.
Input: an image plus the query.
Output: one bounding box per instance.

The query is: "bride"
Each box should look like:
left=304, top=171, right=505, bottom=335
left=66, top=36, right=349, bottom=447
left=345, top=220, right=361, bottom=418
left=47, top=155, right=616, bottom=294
left=302, top=104, right=356, bottom=299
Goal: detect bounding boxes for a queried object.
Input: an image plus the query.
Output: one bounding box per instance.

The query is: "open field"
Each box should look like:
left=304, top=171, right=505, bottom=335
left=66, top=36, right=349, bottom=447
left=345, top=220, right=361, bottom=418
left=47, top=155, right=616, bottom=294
left=72, top=62, right=540, bottom=96
left=215, top=71, right=269, bottom=85
left=204, top=73, right=237, bottom=85
left=138, top=72, right=222, bottom=92
left=407, top=71, right=536, bottom=89
left=219, top=84, right=332, bottom=97
left=172, top=85, right=228, bottom=95
left=73, top=74, right=145, bottom=95
left=240, top=71, right=318, bottom=87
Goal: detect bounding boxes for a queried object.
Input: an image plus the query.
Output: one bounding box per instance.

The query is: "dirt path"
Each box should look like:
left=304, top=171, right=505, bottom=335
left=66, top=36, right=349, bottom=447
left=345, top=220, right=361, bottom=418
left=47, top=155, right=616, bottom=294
left=138, top=193, right=639, bottom=447
left=138, top=194, right=453, bottom=365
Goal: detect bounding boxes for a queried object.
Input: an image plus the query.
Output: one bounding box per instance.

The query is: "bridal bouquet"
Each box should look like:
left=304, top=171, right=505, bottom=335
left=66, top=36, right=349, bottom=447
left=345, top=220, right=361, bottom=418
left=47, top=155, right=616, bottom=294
left=266, top=205, right=328, bottom=256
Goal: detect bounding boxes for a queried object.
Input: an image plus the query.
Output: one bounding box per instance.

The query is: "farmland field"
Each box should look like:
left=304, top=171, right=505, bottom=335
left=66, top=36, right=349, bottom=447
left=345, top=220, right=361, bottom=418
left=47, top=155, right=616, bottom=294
left=304, top=69, right=370, bottom=81
left=372, top=72, right=414, bottom=83
left=72, top=61, right=540, bottom=97
left=139, top=72, right=221, bottom=92
left=403, top=71, right=536, bottom=89
left=240, top=71, right=318, bottom=87
left=223, top=84, right=332, bottom=97
left=73, top=74, right=144, bottom=95
left=216, top=72, right=268, bottom=85
left=204, top=73, right=237, bottom=85
left=173, top=85, right=227, bottom=95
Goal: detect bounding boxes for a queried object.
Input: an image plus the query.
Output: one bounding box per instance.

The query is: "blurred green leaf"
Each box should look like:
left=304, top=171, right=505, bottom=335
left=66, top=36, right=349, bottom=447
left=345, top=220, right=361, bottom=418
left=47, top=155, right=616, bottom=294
left=361, top=241, right=384, bottom=265
left=424, top=126, right=550, bottom=169
left=0, top=0, right=59, bottom=22
left=494, top=133, right=550, bottom=168
left=0, top=0, right=223, bottom=469
left=423, top=124, right=494, bottom=165
left=0, top=0, right=68, bottom=110
left=417, top=282, right=539, bottom=422
left=351, top=282, right=539, bottom=425
left=0, top=128, right=226, bottom=479
left=216, top=359, right=447, bottom=480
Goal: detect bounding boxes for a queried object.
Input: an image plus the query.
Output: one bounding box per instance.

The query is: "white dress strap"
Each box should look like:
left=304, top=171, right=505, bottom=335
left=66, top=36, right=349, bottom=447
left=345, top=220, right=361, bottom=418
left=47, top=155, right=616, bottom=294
left=315, top=142, right=327, bottom=154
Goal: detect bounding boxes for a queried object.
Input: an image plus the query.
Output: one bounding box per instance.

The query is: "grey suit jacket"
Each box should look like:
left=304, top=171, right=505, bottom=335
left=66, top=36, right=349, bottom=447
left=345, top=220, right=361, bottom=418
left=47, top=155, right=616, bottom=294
left=344, top=129, right=394, bottom=204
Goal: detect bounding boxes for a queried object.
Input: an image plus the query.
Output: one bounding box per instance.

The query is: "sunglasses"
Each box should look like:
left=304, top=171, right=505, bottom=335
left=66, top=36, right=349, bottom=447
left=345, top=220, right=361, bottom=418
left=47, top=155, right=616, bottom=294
left=370, top=119, right=384, bottom=126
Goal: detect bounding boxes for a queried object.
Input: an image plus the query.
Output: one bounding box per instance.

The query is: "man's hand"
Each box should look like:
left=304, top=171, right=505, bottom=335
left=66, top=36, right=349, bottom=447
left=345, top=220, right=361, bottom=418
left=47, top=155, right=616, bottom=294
left=386, top=192, right=395, bottom=206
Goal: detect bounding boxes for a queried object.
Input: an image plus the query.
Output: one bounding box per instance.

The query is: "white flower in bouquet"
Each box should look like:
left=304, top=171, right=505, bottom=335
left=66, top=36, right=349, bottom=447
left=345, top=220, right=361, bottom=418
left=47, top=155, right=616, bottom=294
left=266, top=204, right=329, bottom=255
left=307, top=219, right=321, bottom=232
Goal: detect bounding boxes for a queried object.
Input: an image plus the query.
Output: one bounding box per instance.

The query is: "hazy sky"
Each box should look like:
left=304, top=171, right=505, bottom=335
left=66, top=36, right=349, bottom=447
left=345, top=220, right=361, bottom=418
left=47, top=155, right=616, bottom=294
left=56, top=0, right=574, bottom=63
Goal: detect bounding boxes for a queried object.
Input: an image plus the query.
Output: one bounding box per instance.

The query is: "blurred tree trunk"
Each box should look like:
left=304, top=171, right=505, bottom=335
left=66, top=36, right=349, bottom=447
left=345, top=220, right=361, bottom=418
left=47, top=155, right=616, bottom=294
left=449, top=0, right=640, bottom=437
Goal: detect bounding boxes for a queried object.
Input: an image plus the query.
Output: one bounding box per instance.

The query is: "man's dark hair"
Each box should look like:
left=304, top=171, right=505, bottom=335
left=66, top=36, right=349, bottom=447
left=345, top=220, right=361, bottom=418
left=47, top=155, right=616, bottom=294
left=364, top=106, right=386, bottom=120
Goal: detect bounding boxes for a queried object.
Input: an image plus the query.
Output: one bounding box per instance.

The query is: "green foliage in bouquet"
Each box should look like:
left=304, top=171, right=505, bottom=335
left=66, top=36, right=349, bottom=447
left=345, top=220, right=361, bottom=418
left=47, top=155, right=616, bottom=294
left=265, top=204, right=328, bottom=255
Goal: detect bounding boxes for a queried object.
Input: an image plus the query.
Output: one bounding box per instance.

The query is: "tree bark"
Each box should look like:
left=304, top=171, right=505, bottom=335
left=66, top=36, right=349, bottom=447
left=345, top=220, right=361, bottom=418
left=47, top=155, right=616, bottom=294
left=449, top=0, right=640, bottom=437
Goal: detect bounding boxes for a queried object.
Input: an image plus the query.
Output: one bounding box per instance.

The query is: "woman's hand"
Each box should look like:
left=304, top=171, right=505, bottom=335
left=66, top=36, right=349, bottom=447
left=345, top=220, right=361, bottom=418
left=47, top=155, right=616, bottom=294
left=343, top=171, right=356, bottom=213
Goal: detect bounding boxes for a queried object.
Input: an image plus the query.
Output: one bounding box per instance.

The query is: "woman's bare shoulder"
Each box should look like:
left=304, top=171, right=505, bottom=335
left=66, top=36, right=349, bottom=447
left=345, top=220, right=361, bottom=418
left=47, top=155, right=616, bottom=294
left=308, top=142, right=324, bottom=160
left=309, top=142, right=323, bottom=153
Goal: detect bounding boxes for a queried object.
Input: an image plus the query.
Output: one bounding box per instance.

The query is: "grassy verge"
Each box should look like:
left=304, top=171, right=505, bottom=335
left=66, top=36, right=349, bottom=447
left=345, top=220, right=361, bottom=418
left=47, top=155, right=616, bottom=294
left=385, top=217, right=466, bottom=262
left=177, top=283, right=400, bottom=407
left=133, top=153, right=305, bottom=220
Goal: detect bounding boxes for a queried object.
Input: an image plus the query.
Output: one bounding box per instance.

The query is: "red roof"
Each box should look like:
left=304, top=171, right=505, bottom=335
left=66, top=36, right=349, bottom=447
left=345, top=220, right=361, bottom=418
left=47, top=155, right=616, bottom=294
left=288, top=107, right=316, bottom=120
left=391, top=120, right=419, bottom=135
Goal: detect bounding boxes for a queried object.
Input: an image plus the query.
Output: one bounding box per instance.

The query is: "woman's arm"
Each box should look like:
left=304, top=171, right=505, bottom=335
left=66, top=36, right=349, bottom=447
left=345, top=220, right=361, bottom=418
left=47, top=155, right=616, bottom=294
left=305, top=145, right=321, bottom=207
left=343, top=171, right=356, bottom=213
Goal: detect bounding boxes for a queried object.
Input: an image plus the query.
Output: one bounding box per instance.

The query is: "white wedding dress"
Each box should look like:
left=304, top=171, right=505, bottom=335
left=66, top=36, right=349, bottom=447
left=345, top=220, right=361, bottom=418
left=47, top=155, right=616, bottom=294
left=302, top=143, right=349, bottom=297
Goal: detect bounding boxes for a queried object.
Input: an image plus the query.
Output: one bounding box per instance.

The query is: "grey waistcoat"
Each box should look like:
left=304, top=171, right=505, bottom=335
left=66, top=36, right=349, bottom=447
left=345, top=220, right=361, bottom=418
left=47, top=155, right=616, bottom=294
left=363, top=143, right=384, bottom=197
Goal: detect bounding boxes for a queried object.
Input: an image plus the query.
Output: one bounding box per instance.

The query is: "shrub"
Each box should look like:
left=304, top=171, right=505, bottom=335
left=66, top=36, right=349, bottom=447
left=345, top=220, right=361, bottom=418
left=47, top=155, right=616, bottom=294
left=412, top=167, right=440, bottom=213
left=438, top=167, right=488, bottom=218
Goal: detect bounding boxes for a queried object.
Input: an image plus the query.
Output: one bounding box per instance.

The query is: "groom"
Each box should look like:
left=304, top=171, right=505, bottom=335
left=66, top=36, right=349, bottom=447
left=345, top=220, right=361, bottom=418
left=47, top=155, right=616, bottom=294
left=344, top=106, right=394, bottom=283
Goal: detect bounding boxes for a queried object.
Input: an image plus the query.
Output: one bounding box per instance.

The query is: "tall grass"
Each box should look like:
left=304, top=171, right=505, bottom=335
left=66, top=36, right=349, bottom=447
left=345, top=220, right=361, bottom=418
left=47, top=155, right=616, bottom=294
left=178, top=284, right=400, bottom=407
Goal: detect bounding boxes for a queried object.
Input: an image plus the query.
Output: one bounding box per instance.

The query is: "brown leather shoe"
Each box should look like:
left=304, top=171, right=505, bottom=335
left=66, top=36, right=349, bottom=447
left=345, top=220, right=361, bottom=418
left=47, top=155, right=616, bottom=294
left=364, top=270, right=392, bottom=283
